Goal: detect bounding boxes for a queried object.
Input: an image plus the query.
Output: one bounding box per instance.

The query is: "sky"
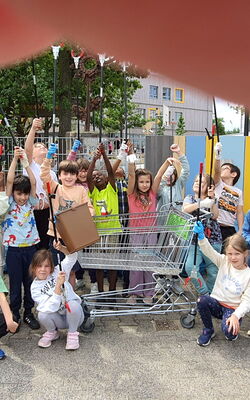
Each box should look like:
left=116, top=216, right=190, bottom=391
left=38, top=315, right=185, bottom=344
left=215, top=98, right=242, bottom=131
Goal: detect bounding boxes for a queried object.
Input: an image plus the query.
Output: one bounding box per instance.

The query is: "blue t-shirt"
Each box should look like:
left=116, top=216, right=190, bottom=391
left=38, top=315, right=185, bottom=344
left=2, top=196, right=40, bottom=247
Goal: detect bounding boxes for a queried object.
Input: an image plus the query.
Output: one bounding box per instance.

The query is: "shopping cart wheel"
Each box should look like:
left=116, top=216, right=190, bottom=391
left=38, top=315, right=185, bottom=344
left=180, top=314, right=195, bottom=329
left=80, top=300, right=95, bottom=333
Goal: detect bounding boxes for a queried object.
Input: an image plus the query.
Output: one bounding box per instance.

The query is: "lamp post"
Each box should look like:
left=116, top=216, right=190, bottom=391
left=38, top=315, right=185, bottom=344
left=98, top=53, right=106, bottom=143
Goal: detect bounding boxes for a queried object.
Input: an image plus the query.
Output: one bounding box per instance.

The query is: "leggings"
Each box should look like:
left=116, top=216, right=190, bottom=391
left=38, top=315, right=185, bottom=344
left=197, top=295, right=241, bottom=340
left=38, top=300, right=84, bottom=333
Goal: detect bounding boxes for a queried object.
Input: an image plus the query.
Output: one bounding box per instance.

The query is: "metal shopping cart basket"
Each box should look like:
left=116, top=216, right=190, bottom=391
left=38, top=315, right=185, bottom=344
left=78, top=205, right=206, bottom=332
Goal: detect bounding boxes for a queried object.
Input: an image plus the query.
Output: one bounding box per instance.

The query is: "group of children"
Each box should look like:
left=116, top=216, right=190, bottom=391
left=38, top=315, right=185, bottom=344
left=0, top=117, right=250, bottom=357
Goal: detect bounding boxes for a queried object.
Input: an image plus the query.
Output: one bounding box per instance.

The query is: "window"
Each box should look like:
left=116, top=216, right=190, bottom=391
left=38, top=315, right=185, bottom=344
left=149, top=85, right=158, bottom=99
left=163, top=87, right=171, bottom=100
left=149, top=108, right=158, bottom=119
left=175, top=112, right=183, bottom=122
left=136, top=108, right=146, bottom=119
left=175, top=88, right=184, bottom=103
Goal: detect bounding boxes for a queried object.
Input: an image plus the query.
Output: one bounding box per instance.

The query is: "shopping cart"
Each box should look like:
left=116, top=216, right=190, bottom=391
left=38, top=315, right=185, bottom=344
left=78, top=205, right=208, bottom=332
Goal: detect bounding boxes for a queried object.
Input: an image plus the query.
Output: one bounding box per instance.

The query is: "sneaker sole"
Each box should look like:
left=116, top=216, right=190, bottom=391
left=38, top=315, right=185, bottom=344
left=197, top=332, right=216, bottom=346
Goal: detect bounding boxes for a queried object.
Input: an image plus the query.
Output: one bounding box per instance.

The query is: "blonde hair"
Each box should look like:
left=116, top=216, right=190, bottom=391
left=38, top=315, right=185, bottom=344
left=224, top=234, right=248, bottom=254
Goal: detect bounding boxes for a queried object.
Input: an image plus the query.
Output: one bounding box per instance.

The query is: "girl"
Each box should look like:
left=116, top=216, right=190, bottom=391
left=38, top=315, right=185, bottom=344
left=157, top=143, right=190, bottom=210
left=183, top=174, right=222, bottom=295
left=126, top=151, right=171, bottom=305
left=30, top=242, right=84, bottom=350
left=194, top=221, right=250, bottom=346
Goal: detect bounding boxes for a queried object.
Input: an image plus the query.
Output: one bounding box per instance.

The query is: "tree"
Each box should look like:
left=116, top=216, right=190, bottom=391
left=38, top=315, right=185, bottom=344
left=213, top=117, right=225, bottom=135
left=176, top=114, right=186, bottom=135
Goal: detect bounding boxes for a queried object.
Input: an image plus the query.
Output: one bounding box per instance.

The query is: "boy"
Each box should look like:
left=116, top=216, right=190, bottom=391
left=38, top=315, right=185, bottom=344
left=24, top=118, right=58, bottom=249
left=214, top=142, right=244, bottom=244
left=87, top=143, right=122, bottom=293
left=40, top=143, right=94, bottom=286
left=2, top=147, right=40, bottom=329
left=0, top=275, right=19, bottom=359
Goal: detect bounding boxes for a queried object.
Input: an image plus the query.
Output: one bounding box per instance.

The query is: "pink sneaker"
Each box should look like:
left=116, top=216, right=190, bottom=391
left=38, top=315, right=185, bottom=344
left=65, top=331, right=80, bottom=350
left=38, top=331, right=59, bottom=348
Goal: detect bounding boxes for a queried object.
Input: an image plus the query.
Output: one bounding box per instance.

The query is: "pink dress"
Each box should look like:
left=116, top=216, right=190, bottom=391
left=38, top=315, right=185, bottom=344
left=128, top=190, right=157, bottom=297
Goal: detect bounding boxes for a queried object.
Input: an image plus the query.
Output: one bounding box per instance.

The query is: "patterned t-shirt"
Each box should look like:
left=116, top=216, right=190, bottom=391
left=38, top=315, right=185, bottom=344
left=183, top=194, right=222, bottom=244
left=2, top=196, right=40, bottom=247
left=215, top=180, right=243, bottom=227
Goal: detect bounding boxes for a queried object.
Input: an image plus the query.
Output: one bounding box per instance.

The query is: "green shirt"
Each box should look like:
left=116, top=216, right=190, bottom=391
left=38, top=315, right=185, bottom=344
left=89, top=183, right=122, bottom=234
left=0, top=275, right=8, bottom=294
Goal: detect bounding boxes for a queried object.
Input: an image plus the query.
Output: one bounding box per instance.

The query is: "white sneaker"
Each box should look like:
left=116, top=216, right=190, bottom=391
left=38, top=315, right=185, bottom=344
left=90, top=282, right=98, bottom=294
left=75, top=279, right=85, bottom=290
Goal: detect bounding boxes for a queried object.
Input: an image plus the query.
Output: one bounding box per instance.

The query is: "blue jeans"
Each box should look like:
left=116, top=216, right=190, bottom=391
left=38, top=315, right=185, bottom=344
left=6, top=245, right=37, bottom=319
left=197, top=295, right=241, bottom=340
left=185, top=243, right=221, bottom=294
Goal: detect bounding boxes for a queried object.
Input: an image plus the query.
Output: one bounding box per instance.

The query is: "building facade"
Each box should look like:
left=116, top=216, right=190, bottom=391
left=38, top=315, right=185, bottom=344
left=132, top=72, right=213, bottom=136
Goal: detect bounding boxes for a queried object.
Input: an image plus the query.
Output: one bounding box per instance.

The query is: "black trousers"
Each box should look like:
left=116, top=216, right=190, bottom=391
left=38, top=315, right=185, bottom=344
left=34, top=208, right=50, bottom=250
left=220, top=225, right=236, bottom=254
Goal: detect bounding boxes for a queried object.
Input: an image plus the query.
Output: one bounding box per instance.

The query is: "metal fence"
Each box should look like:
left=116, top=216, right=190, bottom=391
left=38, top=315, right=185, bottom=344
left=0, top=134, right=145, bottom=173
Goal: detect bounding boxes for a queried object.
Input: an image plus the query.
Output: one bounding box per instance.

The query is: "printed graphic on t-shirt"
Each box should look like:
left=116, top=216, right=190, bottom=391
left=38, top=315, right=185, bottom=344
left=218, top=186, right=240, bottom=215
left=57, top=196, right=76, bottom=213
left=221, top=274, right=242, bottom=296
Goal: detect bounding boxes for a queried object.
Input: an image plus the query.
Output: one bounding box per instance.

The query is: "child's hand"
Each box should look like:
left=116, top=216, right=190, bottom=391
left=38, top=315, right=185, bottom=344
left=47, top=143, right=57, bottom=159
left=207, top=185, right=215, bottom=199
left=226, top=314, right=240, bottom=336
left=56, top=271, right=66, bottom=287
left=19, top=149, right=29, bottom=169
left=170, top=144, right=181, bottom=154
left=53, top=240, right=69, bottom=255
left=32, top=118, right=42, bottom=131
left=127, top=140, right=133, bottom=155
left=99, top=143, right=105, bottom=155
left=93, top=149, right=102, bottom=161
left=193, top=221, right=205, bottom=240
left=72, top=139, right=81, bottom=152
left=14, top=146, right=23, bottom=160
left=7, top=319, right=19, bottom=333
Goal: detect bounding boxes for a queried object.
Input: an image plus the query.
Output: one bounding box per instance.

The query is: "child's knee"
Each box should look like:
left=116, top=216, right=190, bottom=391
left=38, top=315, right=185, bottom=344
left=38, top=311, right=47, bottom=324
left=197, top=295, right=209, bottom=309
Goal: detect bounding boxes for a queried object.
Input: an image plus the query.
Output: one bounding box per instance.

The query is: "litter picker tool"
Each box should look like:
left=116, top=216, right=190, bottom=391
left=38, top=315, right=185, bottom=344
left=51, top=45, right=61, bottom=143
left=31, top=58, right=39, bottom=118
left=0, top=104, right=18, bottom=146
left=46, top=181, right=71, bottom=312
left=71, top=49, right=84, bottom=140
left=185, top=162, right=203, bottom=287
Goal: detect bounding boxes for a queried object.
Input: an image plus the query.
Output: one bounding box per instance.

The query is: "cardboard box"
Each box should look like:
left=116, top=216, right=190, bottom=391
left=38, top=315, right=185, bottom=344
left=55, top=203, right=99, bottom=253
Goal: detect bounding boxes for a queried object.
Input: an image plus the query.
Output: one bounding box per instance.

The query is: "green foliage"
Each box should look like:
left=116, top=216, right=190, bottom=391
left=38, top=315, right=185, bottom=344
left=176, top=114, right=186, bottom=136
left=154, top=115, right=165, bottom=135
left=213, top=117, right=225, bottom=135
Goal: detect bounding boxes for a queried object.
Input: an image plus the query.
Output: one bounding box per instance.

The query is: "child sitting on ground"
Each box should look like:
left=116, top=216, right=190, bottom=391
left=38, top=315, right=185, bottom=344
left=194, top=221, right=250, bottom=346
left=2, top=147, right=40, bottom=329
left=30, top=241, right=84, bottom=350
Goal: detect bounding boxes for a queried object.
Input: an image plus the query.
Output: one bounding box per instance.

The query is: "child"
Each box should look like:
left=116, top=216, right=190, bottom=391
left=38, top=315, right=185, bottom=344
left=0, top=275, right=19, bottom=359
left=87, top=143, right=121, bottom=293
left=214, top=142, right=244, bottom=243
left=67, top=139, right=97, bottom=293
left=157, top=143, right=190, bottom=210
left=30, top=241, right=84, bottom=350
left=193, top=221, right=250, bottom=346
left=40, top=143, right=94, bottom=287
left=24, top=118, right=58, bottom=250
left=126, top=150, right=172, bottom=304
left=183, top=174, right=222, bottom=294
left=2, top=147, right=40, bottom=329
left=0, top=171, right=8, bottom=275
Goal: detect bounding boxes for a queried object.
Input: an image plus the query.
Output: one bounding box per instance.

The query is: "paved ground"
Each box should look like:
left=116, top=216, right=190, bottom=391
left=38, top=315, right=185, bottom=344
left=1, top=276, right=250, bottom=400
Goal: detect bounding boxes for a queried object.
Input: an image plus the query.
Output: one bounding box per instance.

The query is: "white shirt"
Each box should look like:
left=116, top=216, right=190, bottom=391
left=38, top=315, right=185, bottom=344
left=215, top=179, right=243, bottom=227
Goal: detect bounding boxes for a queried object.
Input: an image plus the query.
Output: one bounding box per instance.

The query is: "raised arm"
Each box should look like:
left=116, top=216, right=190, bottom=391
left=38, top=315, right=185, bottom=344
left=152, top=158, right=171, bottom=193
left=236, top=205, right=244, bottom=234
left=67, top=139, right=81, bottom=161
left=99, top=143, right=116, bottom=190
left=25, top=118, right=42, bottom=163
left=6, top=147, right=21, bottom=197
left=213, top=142, right=223, bottom=185
left=19, top=149, right=37, bottom=198
left=40, top=144, right=58, bottom=193
left=86, top=149, right=101, bottom=193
